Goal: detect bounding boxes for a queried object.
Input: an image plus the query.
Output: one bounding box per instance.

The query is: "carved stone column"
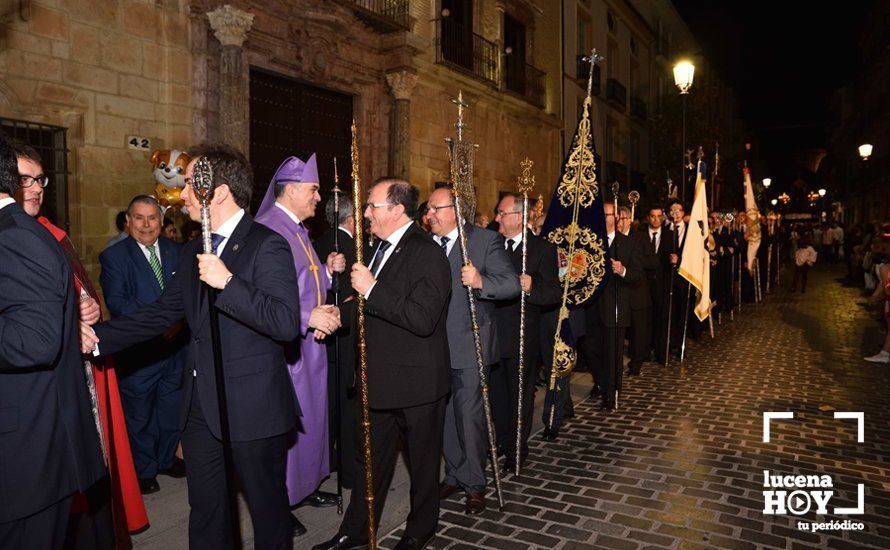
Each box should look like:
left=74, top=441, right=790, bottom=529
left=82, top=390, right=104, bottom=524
left=385, top=70, right=418, bottom=180
left=207, top=5, right=254, bottom=156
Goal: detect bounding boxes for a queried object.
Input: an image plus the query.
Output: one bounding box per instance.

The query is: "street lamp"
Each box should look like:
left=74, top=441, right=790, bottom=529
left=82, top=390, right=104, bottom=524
left=673, top=60, right=695, bottom=202
left=762, top=178, right=771, bottom=189
left=858, top=143, right=873, bottom=161
left=771, top=199, right=778, bottom=206
left=818, top=188, right=826, bottom=197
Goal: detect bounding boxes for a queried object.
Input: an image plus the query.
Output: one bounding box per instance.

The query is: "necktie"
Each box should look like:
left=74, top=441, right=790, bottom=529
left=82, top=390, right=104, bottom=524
left=651, top=231, right=657, bottom=252
left=369, top=240, right=392, bottom=276
left=210, top=233, right=225, bottom=255
left=439, top=235, right=450, bottom=254
left=506, top=239, right=515, bottom=252
left=147, top=245, right=165, bottom=289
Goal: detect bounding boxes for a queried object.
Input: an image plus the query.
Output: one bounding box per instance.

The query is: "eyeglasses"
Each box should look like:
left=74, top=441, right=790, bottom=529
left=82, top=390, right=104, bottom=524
left=366, top=202, right=394, bottom=210
left=426, top=204, right=455, bottom=214
left=495, top=210, right=521, bottom=217
left=20, top=174, right=49, bottom=189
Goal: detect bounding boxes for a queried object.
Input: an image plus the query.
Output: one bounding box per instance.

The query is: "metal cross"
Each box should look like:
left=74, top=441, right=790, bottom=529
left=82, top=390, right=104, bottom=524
left=582, top=48, right=605, bottom=98
left=451, top=90, right=469, bottom=142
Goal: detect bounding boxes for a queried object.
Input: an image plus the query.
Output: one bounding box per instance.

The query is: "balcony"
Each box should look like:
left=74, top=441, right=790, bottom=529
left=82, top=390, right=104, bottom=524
left=605, top=161, right=628, bottom=185
left=436, top=18, right=498, bottom=86
left=630, top=95, right=647, bottom=121
left=342, top=0, right=410, bottom=32
left=505, top=61, right=546, bottom=107
left=575, top=55, right=601, bottom=96
left=606, top=78, right=627, bottom=111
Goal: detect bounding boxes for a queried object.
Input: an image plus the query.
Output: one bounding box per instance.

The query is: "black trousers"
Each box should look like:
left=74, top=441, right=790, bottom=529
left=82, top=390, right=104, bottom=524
left=651, top=298, right=668, bottom=362
left=0, top=495, right=72, bottom=550
left=585, top=313, right=627, bottom=398
left=181, top=385, right=292, bottom=550
left=339, top=396, right=446, bottom=542
left=628, top=307, right=652, bottom=373
left=491, top=355, right=538, bottom=458
left=327, top=337, right=357, bottom=490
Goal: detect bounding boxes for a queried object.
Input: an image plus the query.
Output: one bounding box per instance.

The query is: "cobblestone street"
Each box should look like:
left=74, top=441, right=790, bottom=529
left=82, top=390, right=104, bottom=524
left=133, top=266, right=890, bottom=549
left=377, top=265, right=890, bottom=549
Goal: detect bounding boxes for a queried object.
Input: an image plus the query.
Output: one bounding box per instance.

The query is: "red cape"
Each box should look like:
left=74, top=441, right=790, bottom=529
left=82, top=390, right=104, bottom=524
left=38, top=217, right=149, bottom=542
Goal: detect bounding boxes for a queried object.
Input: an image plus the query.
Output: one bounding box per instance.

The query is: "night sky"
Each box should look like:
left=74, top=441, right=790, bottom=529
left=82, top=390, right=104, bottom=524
left=672, top=1, right=871, bottom=184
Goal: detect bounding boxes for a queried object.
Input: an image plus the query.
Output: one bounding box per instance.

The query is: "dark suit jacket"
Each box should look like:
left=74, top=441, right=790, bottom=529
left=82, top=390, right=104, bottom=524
left=444, top=224, right=521, bottom=368
left=363, top=222, right=452, bottom=409
left=493, top=234, right=561, bottom=361
left=590, top=232, right=643, bottom=328
left=628, top=231, right=658, bottom=311
left=0, top=203, right=105, bottom=522
left=94, top=213, right=302, bottom=442
left=99, top=236, right=187, bottom=369
left=642, top=226, right=675, bottom=307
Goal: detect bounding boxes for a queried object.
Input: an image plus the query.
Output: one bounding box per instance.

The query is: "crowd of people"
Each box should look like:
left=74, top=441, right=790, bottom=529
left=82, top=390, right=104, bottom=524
left=8, top=127, right=881, bottom=550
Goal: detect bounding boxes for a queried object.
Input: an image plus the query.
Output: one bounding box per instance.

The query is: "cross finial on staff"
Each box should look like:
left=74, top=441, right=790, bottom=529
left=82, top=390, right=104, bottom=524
left=582, top=48, right=605, bottom=98
left=451, top=90, right=469, bottom=142
left=518, top=157, right=535, bottom=196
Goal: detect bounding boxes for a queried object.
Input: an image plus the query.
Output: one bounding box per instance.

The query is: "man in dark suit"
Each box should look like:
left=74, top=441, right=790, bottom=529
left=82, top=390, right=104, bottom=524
left=427, top=187, right=520, bottom=515
left=643, top=207, right=675, bottom=364
left=0, top=135, right=105, bottom=549
left=490, top=192, right=560, bottom=473
left=81, top=143, right=301, bottom=550
left=313, top=194, right=358, bottom=490
left=584, top=201, right=643, bottom=410
left=619, top=207, right=657, bottom=377
left=100, top=195, right=187, bottom=494
left=313, top=179, right=452, bottom=550
left=666, top=200, right=697, bottom=354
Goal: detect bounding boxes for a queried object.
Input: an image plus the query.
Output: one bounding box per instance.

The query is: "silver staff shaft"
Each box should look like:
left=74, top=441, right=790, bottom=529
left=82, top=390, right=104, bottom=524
left=515, top=193, right=529, bottom=477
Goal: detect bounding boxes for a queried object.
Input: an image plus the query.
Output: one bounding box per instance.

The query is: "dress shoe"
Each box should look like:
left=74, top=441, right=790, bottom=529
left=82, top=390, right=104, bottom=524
left=311, top=534, right=369, bottom=550
left=159, top=458, right=186, bottom=478
left=438, top=482, right=460, bottom=500
left=393, top=532, right=434, bottom=550
left=301, top=490, right=338, bottom=508
left=627, top=367, right=641, bottom=377
left=599, top=396, right=615, bottom=411
left=291, top=513, right=307, bottom=537
left=864, top=350, right=890, bottom=364
left=541, top=427, right=559, bottom=441
left=502, top=456, right=527, bottom=474
left=465, top=492, right=486, bottom=515
left=138, top=477, right=160, bottom=495
left=588, top=384, right=602, bottom=398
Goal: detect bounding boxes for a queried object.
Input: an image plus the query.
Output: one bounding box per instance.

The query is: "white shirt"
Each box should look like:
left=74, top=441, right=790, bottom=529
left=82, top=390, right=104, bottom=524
left=137, top=240, right=162, bottom=268
left=213, top=209, right=246, bottom=256
left=648, top=227, right=662, bottom=251
left=365, top=219, right=414, bottom=298
left=0, top=197, right=15, bottom=210
left=503, top=231, right=523, bottom=252
left=435, top=227, right=460, bottom=257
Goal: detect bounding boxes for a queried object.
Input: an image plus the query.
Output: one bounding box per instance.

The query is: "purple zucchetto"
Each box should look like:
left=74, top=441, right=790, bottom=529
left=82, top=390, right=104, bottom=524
left=257, top=153, right=319, bottom=217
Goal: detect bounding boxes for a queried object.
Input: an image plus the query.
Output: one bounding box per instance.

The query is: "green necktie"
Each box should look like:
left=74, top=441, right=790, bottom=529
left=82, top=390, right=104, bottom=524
left=148, top=245, right=165, bottom=290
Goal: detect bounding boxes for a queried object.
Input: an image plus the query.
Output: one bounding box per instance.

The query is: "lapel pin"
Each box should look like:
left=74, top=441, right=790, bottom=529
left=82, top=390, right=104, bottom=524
left=233, top=244, right=240, bottom=252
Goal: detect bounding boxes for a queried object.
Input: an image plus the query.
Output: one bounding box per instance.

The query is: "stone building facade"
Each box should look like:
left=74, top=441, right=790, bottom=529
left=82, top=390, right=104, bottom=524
left=1, top=0, right=563, bottom=283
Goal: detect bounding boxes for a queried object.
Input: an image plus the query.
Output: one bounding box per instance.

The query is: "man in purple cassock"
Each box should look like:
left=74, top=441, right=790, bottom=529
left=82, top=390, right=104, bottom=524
left=255, top=154, right=346, bottom=537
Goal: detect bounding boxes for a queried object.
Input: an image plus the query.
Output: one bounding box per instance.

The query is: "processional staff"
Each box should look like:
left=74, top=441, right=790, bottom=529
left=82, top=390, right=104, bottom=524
left=350, top=122, right=377, bottom=549
left=514, top=157, right=534, bottom=477
left=446, top=91, right=505, bottom=509
left=191, top=157, right=239, bottom=538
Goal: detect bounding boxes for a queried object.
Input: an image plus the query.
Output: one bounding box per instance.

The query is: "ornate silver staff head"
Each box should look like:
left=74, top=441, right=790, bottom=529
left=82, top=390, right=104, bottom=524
left=191, top=156, right=215, bottom=254
left=627, top=190, right=640, bottom=206
left=192, top=156, right=215, bottom=207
